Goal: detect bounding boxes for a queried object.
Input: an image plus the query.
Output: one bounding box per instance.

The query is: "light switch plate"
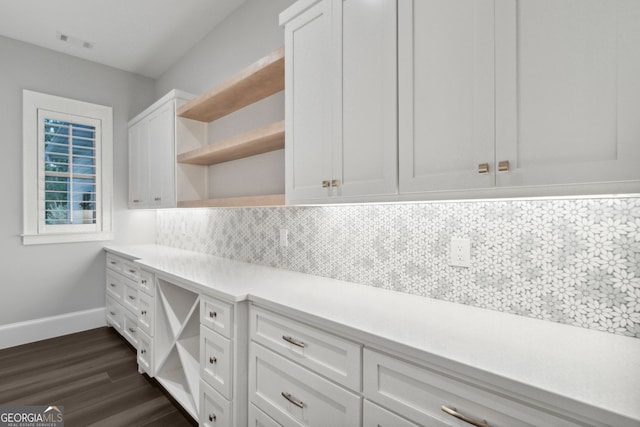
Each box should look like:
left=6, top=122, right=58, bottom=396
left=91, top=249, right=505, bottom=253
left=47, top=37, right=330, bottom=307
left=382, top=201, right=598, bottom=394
left=450, top=237, right=471, bottom=268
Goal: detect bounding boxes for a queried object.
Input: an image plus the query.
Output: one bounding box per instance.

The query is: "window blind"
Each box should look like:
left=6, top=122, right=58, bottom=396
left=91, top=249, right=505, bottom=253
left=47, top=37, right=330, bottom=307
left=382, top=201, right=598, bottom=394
left=42, top=117, right=97, bottom=225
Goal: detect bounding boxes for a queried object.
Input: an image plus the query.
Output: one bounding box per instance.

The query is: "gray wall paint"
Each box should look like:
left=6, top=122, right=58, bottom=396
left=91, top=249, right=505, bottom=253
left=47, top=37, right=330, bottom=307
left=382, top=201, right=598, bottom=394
left=0, top=35, right=157, bottom=326
left=156, top=0, right=295, bottom=199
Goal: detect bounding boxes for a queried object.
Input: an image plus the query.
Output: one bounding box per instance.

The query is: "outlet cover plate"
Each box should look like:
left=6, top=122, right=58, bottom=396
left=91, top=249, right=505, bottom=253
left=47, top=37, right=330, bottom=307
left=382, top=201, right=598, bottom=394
left=450, top=237, right=471, bottom=268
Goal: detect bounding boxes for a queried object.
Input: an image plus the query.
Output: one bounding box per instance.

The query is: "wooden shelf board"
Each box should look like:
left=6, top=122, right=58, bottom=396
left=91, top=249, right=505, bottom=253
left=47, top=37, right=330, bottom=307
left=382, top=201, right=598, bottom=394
left=176, top=47, right=284, bottom=122
left=177, top=194, right=285, bottom=208
left=177, top=120, right=284, bottom=166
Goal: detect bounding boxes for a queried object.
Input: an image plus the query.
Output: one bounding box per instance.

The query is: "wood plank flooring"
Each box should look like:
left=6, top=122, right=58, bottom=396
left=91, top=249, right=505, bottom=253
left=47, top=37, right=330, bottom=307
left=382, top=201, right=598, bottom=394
left=0, top=327, right=197, bottom=427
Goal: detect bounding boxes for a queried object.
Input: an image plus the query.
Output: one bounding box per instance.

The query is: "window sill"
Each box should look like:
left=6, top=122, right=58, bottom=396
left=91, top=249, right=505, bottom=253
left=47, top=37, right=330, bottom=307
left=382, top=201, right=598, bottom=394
left=22, top=232, right=114, bottom=246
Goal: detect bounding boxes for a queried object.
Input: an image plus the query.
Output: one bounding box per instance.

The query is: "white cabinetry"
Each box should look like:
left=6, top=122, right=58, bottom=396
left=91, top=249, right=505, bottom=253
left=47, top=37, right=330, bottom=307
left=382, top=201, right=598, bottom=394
left=363, top=348, right=588, bottom=427
left=136, top=271, right=155, bottom=375
left=493, top=0, right=640, bottom=188
left=284, top=0, right=640, bottom=203
left=398, top=0, right=494, bottom=193
left=249, top=306, right=362, bottom=426
left=281, top=0, right=397, bottom=204
left=128, top=89, right=207, bottom=209
left=399, top=0, right=640, bottom=196
left=199, top=294, right=247, bottom=427
left=105, top=253, right=140, bottom=349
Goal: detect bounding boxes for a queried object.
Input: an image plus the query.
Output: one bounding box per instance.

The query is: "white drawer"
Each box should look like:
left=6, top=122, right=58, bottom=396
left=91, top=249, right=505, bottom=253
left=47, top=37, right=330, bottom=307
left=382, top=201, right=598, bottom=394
left=200, top=325, right=233, bottom=399
left=106, top=253, right=124, bottom=274
left=363, top=349, right=584, bottom=427
left=250, top=306, right=361, bottom=391
left=137, top=329, right=154, bottom=376
left=122, top=283, right=140, bottom=315
left=249, top=404, right=281, bottom=427
left=201, top=295, right=233, bottom=339
left=249, top=343, right=361, bottom=427
left=139, top=269, right=155, bottom=297
left=122, top=310, right=139, bottom=349
left=138, top=292, right=154, bottom=336
left=105, top=270, right=124, bottom=302
left=363, top=400, right=420, bottom=427
left=106, top=296, right=124, bottom=333
left=200, top=379, right=232, bottom=427
left=121, top=259, right=140, bottom=282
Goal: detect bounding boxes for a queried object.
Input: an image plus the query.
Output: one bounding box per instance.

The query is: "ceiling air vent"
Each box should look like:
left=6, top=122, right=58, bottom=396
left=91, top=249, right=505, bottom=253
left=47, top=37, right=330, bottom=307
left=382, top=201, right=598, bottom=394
left=56, top=32, right=94, bottom=49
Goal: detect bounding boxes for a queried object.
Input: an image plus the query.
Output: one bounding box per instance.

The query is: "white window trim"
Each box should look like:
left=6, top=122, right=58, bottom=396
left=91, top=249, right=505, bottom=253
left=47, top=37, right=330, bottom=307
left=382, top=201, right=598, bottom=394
left=23, top=90, right=113, bottom=245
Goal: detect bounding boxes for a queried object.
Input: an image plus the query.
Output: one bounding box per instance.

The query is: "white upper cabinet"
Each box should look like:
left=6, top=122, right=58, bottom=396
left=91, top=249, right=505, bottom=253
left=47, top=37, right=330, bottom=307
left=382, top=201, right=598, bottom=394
left=128, top=120, right=149, bottom=208
left=282, top=0, right=398, bottom=204
left=147, top=101, right=176, bottom=208
left=283, top=0, right=332, bottom=202
left=128, top=90, right=207, bottom=209
left=399, top=0, right=495, bottom=194
left=494, top=0, right=640, bottom=188
left=400, top=0, right=640, bottom=197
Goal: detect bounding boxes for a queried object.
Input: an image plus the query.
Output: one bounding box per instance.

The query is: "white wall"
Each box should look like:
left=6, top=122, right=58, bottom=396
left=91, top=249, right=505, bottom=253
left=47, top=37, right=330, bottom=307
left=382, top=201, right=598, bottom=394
left=0, top=35, right=157, bottom=326
left=156, top=0, right=295, bottom=198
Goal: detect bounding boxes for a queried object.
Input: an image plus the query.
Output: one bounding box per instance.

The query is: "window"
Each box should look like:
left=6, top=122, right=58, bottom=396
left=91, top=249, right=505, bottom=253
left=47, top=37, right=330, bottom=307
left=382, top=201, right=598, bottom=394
left=23, top=90, right=113, bottom=244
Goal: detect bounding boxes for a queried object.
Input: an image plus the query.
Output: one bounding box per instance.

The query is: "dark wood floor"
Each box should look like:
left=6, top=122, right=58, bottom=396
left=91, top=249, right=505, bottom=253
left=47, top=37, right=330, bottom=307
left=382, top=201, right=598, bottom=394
left=0, top=327, right=197, bottom=427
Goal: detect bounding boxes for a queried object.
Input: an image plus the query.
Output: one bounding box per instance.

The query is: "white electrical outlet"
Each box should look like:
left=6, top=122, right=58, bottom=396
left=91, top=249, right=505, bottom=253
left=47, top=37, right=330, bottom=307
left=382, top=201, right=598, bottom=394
left=450, top=237, right=471, bottom=268
left=279, top=229, right=289, bottom=247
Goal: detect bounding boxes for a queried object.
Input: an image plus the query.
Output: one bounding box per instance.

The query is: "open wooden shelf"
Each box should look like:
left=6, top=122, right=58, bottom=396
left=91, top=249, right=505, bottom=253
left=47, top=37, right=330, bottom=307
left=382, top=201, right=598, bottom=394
left=177, top=194, right=284, bottom=208
left=177, top=48, right=284, bottom=122
left=177, top=121, right=284, bottom=166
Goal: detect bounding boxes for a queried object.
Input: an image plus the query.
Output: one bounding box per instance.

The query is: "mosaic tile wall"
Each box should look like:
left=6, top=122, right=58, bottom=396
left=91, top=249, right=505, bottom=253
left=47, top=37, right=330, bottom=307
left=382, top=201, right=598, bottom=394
left=157, top=197, right=640, bottom=338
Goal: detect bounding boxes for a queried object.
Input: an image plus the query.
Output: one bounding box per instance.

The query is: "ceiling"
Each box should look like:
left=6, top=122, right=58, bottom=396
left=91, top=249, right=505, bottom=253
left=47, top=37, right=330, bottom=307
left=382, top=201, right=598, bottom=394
left=0, top=0, right=247, bottom=78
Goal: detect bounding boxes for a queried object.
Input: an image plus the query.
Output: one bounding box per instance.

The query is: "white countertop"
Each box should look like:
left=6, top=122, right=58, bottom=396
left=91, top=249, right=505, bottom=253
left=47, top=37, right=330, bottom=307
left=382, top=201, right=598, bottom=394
left=105, top=244, right=640, bottom=425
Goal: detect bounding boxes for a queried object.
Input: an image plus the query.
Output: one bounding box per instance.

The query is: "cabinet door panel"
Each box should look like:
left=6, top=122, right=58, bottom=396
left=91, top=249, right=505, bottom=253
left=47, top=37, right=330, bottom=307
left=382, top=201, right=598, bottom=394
left=495, top=0, right=640, bottom=187
left=147, top=102, right=176, bottom=208
left=284, top=0, right=333, bottom=203
left=128, top=121, right=148, bottom=208
left=399, top=0, right=495, bottom=193
left=337, top=0, right=397, bottom=198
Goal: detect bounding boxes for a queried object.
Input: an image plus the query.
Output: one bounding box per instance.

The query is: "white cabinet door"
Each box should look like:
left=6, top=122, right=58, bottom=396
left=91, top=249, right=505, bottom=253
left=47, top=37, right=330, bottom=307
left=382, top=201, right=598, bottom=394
left=128, top=120, right=149, bottom=208
left=147, top=101, right=176, bottom=208
left=284, top=0, right=333, bottom=203
left=495, top=0, right=640, bottom=188
left=399, top=0, right=495, bottom=194
left=283, top=0, right=397, bottom=203
left=335, top=0, right=397, bottom=199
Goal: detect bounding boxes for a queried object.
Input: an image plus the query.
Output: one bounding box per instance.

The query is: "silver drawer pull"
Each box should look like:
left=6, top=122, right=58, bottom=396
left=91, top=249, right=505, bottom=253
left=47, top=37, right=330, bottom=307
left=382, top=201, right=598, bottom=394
left=141, top=279, right=147, bottom=285
left=209, top=311, right=217, bottom=318
left=109, top=283, right=116, bottom=287
left=208, top=414, right=216, bottom=422
left=209, top=356, right=217, bottom=364
left=110, top=261, right=117, bottom=265
left=128, top=327, right=136, bottom=333
left=141, top=349, right=146, bottom=355
left=141, top=310, right=147, bottom=315
left=281, top=392, right=304, bottom=409
left=109, top=311, right=116, bottom=315
left=128, top=295, right=136, bottom=300
left=282, top=335, right=305, bottom=348
left=128, top=269, right=136, bottom=274
left=441, top=406, right=492, bottom=427
left=154, top=197, right=161, bottom=201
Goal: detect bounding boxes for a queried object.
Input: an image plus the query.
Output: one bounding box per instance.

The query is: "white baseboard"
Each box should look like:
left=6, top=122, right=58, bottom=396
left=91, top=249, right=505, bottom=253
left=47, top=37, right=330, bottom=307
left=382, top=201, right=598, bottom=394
left=0, top=307, right=107, bottom=350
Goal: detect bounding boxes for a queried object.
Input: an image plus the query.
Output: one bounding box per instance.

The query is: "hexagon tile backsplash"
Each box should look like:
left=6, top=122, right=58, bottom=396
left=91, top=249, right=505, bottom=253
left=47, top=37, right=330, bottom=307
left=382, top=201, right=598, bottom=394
left=157, top=196, right=640, bottom=338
